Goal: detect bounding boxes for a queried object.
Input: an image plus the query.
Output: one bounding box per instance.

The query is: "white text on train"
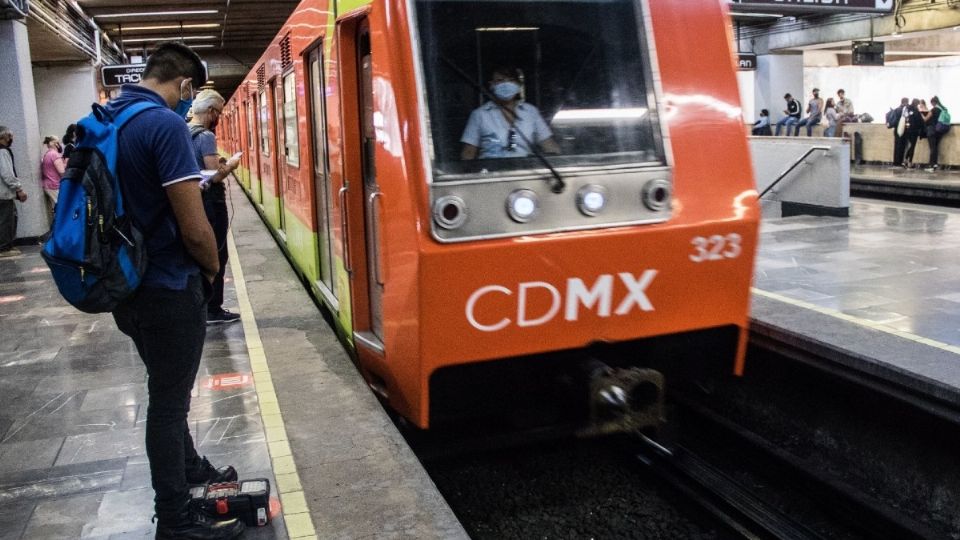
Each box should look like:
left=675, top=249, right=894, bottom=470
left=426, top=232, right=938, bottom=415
left=465, top=271, right=658, bottom=332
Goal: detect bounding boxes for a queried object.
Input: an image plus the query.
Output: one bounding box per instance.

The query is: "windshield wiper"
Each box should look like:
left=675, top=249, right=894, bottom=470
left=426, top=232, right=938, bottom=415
left=441, top=56, right=566, bottom=194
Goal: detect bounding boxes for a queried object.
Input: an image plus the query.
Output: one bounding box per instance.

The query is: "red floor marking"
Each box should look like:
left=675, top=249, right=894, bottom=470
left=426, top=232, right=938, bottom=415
left=269, top=496, right=282, bottom=519
left=200, top=372, right=253, bottom=391
left=0, top=295, right=25, bottom=304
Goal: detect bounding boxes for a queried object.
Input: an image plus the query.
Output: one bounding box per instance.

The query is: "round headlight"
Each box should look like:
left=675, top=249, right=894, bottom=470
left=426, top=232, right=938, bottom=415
left=506, top=189, right=540, bottom=223
left=576, top=184, right=608, bottom=217
left=641, top=179, right=671, bottom=212
left=433, top=195, right=467, bottom=230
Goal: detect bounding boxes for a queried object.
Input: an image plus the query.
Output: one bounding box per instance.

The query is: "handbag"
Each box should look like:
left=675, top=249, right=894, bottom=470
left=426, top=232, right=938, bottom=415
left=935, top=122, right=951, bottom=135
left=897, top=114, right=906, bottom=136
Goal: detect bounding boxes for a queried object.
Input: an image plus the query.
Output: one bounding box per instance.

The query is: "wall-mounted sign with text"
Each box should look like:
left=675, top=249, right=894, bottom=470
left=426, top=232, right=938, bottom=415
left=729, top=0, right=894, bottom=14
left=737, top=53, right=758, bottom=71
left=101, top=64, right=146, bottom=88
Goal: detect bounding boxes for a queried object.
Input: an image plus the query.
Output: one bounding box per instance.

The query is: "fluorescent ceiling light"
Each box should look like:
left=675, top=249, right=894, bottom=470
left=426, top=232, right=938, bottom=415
left=120, top=23, right=221, bottom=31
left=553, top=108, right=648, bottom=121
left=475, top=27, right=539, bottom=32
left=96, top=10, right=219, bottom=19
left=123, top=35, right=217, bottom=43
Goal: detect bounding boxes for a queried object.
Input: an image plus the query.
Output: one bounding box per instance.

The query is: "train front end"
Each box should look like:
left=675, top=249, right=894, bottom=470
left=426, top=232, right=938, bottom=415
left=376, top=0, right=758, bottom=430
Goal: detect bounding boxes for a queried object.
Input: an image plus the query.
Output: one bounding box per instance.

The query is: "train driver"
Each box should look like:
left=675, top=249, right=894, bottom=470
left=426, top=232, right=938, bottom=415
left=460, top=66, right=561, bottom=160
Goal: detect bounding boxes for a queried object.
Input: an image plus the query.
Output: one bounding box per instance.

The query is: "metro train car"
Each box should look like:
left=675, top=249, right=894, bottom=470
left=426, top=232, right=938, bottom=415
left=218, top=0, right=759, bottom=432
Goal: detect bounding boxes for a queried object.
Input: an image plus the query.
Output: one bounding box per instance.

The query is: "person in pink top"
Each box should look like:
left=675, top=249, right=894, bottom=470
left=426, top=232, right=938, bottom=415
left=40, top=136, right=65, bottom=224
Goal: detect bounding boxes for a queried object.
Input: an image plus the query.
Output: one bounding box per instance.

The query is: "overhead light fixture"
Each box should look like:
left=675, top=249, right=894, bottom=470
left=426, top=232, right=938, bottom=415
left=123, top=35, right=217, bottom=43
left=475, top=27, right=540, bottom=32
left=120, top=23, right=221, bottom=31
left=96, top=10, right=219, bottom=19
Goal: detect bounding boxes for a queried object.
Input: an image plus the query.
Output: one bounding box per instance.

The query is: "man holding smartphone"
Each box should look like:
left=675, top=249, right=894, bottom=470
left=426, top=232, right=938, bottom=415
left=189, top=89, right=241, bottom=324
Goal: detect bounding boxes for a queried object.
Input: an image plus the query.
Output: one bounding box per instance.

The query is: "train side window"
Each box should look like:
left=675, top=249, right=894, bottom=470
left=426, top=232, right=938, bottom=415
left=246, top=99, right=255, bottom=153
left=283, top=71, right=300, bottom=166
left=259, top=89, right=270, bottom=156
left=413, top=0, right=663, bottom=179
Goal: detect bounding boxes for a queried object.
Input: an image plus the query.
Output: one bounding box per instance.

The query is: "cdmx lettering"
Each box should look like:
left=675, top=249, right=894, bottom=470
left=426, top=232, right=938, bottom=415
left=465, top=270, right=658, bottom=332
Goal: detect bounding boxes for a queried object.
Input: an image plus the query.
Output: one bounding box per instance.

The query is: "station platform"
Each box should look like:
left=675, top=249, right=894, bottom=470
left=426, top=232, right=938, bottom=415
left=0, top=184, right=466, bottom=539
left=751, top=198, right=960, bottom=413
left=851, top=164, right=960, bottom=205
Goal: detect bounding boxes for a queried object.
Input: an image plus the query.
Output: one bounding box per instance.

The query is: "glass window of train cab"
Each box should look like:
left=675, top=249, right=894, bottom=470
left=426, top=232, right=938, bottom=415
left=259, top=89, right=270, bottom=156
left=413, top=0, right=664, bottom=179
left=283, top=71, right=300, bottom=166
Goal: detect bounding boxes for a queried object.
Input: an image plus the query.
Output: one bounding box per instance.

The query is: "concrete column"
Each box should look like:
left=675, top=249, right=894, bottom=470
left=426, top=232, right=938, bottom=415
left=755, top=53, right=804, bottom=126
left=0, top=20, right=47, bottom=239
left=33, top=63, right=99, bottom=141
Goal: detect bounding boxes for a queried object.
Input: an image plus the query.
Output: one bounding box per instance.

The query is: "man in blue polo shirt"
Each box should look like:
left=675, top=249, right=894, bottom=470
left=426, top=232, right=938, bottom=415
left=107, top=43, right=244, bottom=540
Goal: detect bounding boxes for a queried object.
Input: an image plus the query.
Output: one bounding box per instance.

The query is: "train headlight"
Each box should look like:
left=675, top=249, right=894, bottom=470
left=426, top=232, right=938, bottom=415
left=506, top=189, right=540, bottom=223
left=641, top=179, right=671, bottom=212
left=433, top=195, right=467, bottom=230
left=576, top=184, right=608, bottom=217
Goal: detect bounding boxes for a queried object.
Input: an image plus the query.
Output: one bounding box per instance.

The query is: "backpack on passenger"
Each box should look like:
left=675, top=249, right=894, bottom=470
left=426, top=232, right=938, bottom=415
left=42, top=101, right=163, bottom=313
left=885, top=108, right=898, bottom=129
left=936, top=106, right=952, bottom=135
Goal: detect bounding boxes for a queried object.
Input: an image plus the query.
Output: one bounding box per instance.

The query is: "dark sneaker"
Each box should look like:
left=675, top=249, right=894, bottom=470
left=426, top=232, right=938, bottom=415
left=186, top=456, right=238, bottom=485
left=155, top=511, right=244, bottom=540
left=207, top=309, right=241, bottom=325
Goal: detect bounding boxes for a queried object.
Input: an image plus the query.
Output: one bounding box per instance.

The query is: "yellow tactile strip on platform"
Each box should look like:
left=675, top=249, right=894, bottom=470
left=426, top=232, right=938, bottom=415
left=753, top=288, right=960, bottom=356
left=228, top=232, right=319, bottom=540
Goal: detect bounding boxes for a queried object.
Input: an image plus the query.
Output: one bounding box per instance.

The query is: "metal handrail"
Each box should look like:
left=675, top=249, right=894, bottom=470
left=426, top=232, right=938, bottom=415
left=758, top=145, right=831, bottom=199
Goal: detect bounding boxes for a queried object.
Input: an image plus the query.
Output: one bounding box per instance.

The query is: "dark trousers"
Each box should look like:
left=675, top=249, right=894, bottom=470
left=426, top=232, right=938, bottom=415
left=0, top=199, right=16, bottom=251
left=893, top=133, right=908, bottom=165
left=903, top=132, right=920, bottom=164
left=113, top=275, right=209, bottom=522
left=927, top=130, right=942, bottom=166
left=203, top=196, right=229, bottom=312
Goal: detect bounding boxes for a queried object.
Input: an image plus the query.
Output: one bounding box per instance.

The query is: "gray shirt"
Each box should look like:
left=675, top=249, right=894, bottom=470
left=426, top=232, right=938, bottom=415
left=461, top=101, right=553, bottom=159
left=0, top=147, right=21, bottom=201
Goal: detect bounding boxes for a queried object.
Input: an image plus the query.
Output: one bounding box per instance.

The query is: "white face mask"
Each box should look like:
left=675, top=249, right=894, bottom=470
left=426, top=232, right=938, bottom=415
left=492, top=81, right=520, bottom=101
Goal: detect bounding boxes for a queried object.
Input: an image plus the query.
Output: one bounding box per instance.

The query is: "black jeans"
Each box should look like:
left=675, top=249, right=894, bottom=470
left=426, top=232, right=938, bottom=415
left=113, top=275, right=210, bottom=522
left=927, top=130, right=942, bottom=166
left=203, top=194, right=229, bottom=313
left=0, top=199, right=16, bottom=251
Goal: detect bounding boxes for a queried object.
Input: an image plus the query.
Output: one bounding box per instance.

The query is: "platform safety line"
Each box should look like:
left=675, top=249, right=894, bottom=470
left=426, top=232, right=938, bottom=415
left=228, top=232, right=319, bottom=540
left=752, top=288, right=960, bottom=356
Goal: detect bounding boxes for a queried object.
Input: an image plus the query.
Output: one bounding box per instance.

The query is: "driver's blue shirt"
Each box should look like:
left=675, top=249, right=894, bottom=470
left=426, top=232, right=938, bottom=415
left=460, top=101, right=553, bottom=159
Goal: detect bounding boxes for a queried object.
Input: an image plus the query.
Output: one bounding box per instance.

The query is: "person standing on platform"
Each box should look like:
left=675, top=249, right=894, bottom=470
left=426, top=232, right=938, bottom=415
left=922, top=96, right=946, bottom=172
left=188, top=89, right=241, bottom=324
left=61, top=123, right=77, bottom=163
left=903, top=99, right=923, bottom=168
left=793, top=88, right=823, bottom=137
left=40, top=136, right=65, bottom=225
left=823, top=99, right=838, bottom=137
left=892, top=97, right=910, bottom=167
left=0, top=126, right=27, bottom=257
left=104, top=43, right=244, bottom=540
left=774, top=93, right=801, bottom=136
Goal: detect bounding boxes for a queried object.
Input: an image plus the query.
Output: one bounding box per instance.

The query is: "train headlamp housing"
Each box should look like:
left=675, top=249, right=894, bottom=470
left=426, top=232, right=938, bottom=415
left=506, top=189, right=541, bottom=223
left=433, top=195, right=468, bottom=230
left=641, top=179, right=671, bottom=212
left=576, top=184, right=608, bottom=217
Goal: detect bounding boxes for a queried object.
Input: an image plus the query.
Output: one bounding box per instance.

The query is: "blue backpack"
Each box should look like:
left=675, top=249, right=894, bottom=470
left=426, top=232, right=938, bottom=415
left=42, top=101, right=162, bottom=313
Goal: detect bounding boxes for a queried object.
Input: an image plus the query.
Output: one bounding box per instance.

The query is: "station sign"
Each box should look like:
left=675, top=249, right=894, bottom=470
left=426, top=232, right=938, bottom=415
left=101, top=64, right=146, bottom=88
left=729, top=0, right=894, bottom=14
left=737, top=52, right=757, bottom=71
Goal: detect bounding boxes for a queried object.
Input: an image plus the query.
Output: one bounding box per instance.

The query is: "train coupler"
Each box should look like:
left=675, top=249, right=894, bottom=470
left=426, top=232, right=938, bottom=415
left=579, top=361, right=665, bottom=437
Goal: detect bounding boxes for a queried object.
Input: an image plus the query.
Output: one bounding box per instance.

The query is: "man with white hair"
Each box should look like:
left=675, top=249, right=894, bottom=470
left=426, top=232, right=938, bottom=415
left=0, top=126, right=28, bottom=256
left=189, top=89, right=241, bottom=324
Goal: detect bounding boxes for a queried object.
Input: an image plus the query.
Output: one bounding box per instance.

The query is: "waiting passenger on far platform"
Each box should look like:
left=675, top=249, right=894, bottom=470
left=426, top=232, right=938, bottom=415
left=922, top=95, right=948, bottom=172
left=105, top=43, right=243, bottom=540
left=751, top=109, right=772, bottom=136
left=774, top=93, right=801, bottom=136
left=835, top=89, right=855, bottom=136
left=0, top=126, right=27, bottom=257
left=823, top=99, right=838, bottom=137
left=461, top=66, right=560, bottom=160
left=793, top=88, right=823, bottom=137
left=61, top=123, right=78, bottom=163
left=188, top=89, right=241, bottom=325
left=902, top=99, right=923, bottom=168
left=891, top=98, right=910, bottom=168
left=40, top=136, right=65, bottom=225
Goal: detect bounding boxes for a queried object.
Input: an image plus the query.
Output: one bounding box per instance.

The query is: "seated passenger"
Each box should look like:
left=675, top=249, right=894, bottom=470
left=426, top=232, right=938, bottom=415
left=460, top=66, right=560, bottom=160
left=751, top=109, right=772, bottom=136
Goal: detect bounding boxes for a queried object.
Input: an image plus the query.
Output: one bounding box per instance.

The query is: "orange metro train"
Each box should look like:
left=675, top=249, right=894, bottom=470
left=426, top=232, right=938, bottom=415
left=217, top=0, right=759, bottom=432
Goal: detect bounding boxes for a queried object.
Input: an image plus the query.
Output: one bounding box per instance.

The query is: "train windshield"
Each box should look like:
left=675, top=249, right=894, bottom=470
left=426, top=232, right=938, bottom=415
left=414, top=0, right=663, bottom=180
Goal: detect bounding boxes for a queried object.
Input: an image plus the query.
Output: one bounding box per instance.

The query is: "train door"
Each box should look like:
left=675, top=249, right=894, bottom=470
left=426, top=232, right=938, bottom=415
left=271, top=78, right=287, bottom=234
left=257, top=89, right=269, bottom=206
left=339, top=16, right=385, bottom=354
left=307, top=45, right=338, bottom=305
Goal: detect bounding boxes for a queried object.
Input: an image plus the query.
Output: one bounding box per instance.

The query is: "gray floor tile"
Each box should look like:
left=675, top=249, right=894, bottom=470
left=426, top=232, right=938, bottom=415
left=0, top=438, right=64, bottom=475
left=56, top=428, right=145, bottom=467
left=0, top=501, right=35, bottom=540
left=21, top=492, right=103, bottom=540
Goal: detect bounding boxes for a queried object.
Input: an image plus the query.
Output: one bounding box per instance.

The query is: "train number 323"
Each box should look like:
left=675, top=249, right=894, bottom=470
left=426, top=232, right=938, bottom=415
left=689, top=234, right=742, bottom=262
